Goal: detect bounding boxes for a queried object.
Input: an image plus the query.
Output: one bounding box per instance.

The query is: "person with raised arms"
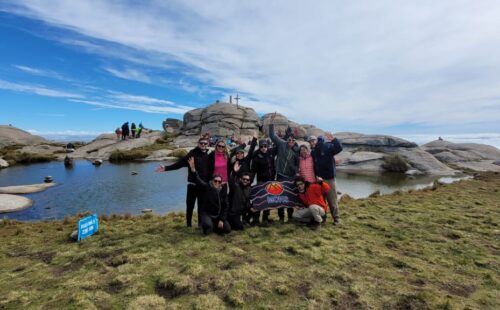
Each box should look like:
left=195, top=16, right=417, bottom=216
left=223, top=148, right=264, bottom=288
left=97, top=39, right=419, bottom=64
left=251, top=139, right=276, bottom=224
left=188, top=157, right=231, bottom=235
left=227, top=161, right=253, bottom=230
left=155, top=137, right=210, bottom=228
left=268, top=112, right=300, bottom=223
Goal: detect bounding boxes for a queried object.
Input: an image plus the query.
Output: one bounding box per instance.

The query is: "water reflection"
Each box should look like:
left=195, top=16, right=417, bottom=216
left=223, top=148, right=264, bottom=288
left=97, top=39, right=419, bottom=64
left=0, top=161, right=462, bottom=221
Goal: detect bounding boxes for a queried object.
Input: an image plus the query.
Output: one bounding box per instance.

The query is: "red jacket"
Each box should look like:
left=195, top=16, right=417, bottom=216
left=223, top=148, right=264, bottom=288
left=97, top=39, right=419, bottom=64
left=298, top=182, right=330, bottom=213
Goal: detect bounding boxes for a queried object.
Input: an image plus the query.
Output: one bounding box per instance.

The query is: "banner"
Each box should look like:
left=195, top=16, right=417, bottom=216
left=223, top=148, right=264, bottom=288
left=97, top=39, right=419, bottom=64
left=251, top=181, right=304, bottom=211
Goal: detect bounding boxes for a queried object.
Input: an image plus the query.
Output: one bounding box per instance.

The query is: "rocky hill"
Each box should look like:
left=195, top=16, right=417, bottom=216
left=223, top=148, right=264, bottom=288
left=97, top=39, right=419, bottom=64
left=0, top=125, right=48, bottom=147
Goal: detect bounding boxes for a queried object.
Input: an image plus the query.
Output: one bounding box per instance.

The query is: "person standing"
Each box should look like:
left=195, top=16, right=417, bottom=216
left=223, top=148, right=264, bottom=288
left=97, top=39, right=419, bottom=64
left=293, top=176, right=330, bottom=230
left=121, top=122, right=129, bottom=140
left=155, top=137, right=210, bottom=227
left=228, top=162, right=253, bottom=230
left=131, top=122, right=136, bottom=138
left=298, top=145, right=316, bottom=183
left=208, top=139, right=230, bottom=186
left=251, top=139, right=276, bottom=224
left=269, top=113, right=299, bottom=222
left=308, top=133, right=343, bottom=224
left=188, top=158, right=231, bottom=235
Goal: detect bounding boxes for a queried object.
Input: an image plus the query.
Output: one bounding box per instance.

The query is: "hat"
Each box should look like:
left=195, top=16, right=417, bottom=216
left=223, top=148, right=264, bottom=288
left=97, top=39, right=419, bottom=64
left=234, top=146, right=245, bottom=154
left=258, top=139, right=268, bottom=146
left=307, top=135, right=317, bottom=142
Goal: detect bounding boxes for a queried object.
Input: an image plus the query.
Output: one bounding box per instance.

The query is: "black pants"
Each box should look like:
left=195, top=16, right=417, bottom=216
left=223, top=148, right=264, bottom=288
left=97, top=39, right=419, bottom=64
left=228, top=213, right=244, bottom=231
left=186, top=184, right=203, bottom=227
left=276, top=174, right=294, bottom=220
left=200, top=213, right=231, bottom=235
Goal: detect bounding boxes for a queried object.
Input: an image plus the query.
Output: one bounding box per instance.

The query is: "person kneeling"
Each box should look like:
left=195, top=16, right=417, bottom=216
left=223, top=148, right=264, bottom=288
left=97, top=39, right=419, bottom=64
left=188, top=158, right=231, bottom=235
left=293, top=176, right=330, bottom=230
left=228, top=162, right=253, bottom=230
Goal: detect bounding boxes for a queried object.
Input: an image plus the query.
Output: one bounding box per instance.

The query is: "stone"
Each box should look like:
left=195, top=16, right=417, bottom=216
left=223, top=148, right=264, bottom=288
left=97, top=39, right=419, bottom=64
left=0, top=183, right=57, bottom=194
left=162, top=118, right=183, bottom=131
left=70, top=230, right=78, bottom=240
left=336, top=132, right=418, bottom=148
left=145, top=149, right=173, bottom=160
left=0, top=125, right=48, bottom=147
left=0, top=157, right=8, bottom=169
left=0, top=194, right=33, bottom=213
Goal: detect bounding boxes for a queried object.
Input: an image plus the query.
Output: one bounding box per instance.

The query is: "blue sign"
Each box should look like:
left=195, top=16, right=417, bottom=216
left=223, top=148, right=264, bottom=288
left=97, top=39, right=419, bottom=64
left=78, top=214, right=99, bottom=241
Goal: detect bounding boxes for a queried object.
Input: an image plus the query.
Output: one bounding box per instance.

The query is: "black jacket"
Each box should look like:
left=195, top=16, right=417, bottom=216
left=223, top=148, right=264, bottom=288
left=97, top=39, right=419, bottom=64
left=163, top=147, right=210, bottom=183
left=251, top=148, right=276, bottom=182
left=228, top=174, right=252, bottom=216
left=229, top=137, right=257, bottom=178
left=194, top=172, right=229, bottom=220
left=311, top=137, right=343, bottom=179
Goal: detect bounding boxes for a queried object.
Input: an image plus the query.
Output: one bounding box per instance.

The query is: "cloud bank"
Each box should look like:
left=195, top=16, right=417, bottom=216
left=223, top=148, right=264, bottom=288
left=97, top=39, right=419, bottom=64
left=3, top=0, right=500, bottom=132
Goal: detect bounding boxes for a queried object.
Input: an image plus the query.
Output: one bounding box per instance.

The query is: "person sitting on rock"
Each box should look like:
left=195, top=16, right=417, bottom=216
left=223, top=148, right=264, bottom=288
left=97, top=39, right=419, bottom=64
left=293, top=176, right=330, bottom=230
left=155, top=137, right=210, bottom=228
left=188, top=157, right=231, bottom=235
left=228, top=162, right=253, bottom=230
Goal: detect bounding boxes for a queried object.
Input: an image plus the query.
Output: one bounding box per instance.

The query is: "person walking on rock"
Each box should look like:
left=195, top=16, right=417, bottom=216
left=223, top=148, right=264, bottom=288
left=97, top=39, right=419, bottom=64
left=269, top=113, right=299, bottom=222
left=155, top=137, right=210, bottom=227
left=121, top=122, right=129, bottom=140
left=131, top=123, right=136, bottom=138
left=188, top=158, right=231, bottom=235
left=308, top=133, right=343, bottom=225
left=293, top=176, right=330, bottom=230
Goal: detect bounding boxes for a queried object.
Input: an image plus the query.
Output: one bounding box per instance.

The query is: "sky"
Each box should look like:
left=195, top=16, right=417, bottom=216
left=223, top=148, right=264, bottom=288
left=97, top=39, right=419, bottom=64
left=0, top=0, right=499, bottom=146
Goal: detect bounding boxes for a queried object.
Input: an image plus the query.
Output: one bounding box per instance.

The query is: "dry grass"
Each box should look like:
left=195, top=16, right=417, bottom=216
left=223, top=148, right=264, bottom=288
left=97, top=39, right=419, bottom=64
left=0, top=172, right=499, bottom=309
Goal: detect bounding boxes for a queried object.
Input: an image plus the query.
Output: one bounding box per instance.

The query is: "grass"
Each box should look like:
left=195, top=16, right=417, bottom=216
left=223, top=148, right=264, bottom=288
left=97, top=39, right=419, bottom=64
left=0, top=172, right=499, bottom=309
left=0, top=145, right=57, bottom=166
left=108, top=140, right=183, bottom=162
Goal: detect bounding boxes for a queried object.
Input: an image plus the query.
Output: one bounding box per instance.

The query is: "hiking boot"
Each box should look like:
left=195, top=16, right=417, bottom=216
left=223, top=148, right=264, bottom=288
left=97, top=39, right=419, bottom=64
left=333, top=218, right=341, bottom=226
left=309, top=221, right=320, bottom=231
left=279, top=217, right=285, bottom=224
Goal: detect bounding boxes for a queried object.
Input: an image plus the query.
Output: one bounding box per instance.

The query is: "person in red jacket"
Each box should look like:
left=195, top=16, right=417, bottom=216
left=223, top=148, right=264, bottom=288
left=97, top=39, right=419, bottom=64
left=293, top=176, right=330, bottom=229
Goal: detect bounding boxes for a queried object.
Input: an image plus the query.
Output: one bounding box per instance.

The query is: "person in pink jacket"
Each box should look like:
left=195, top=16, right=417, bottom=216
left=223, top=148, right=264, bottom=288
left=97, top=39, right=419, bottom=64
left=298, top=145, right=316, bottom=183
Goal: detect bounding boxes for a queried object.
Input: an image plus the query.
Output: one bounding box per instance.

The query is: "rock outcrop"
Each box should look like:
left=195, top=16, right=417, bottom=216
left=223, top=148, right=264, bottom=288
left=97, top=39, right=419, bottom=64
left=422, top=140, right=500, bottom=172
left=0, top=157, right=8, bottom=169
left=0, top=125, right=48, bottom=147
left=71, top=131, right=163, bottom=160
left=260, top=113, right=324, bottom=139
left=335, top=133, right=455, bottom=175
left=0, top=194, right=33, bottom=213
left=162, top=118, right=183, bottom=134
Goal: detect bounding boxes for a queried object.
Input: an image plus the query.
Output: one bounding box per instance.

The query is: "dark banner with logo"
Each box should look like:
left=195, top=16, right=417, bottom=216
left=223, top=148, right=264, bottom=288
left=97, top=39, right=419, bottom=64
left=250, top=181, right=304, bottom=211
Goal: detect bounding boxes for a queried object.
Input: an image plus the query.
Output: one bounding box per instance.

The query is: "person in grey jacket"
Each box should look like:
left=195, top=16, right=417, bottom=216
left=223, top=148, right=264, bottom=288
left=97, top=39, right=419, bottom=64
left=269, top=113, right=299, bottom=222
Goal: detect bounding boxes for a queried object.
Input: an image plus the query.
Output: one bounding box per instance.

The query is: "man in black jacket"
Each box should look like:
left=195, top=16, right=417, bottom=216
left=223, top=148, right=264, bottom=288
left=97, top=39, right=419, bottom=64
left=155, top=137, right=210, bottom=227
left=251, top=139, right=276, bottom=224
left=228, top=162, right=252, bottom=230
left=188, top=157, right=231, bottom=235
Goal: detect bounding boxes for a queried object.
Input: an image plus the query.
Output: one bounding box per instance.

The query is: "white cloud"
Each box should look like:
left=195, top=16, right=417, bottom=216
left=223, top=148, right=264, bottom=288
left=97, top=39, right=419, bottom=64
left=5, top=0, right=500, bottom=132
left=70, top=98, right=191, bottom=114
left=13, top=64, right=68, bottom=81
left=0, top=79, right=83, bottom=98
left=103, top=67, right=152, bottom=83
left=109, top=92, right=175, bottom=105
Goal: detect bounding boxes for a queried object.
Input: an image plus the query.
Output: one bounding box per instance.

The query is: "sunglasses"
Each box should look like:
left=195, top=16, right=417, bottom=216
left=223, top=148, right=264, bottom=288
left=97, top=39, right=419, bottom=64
left=213, top=179, right=222, bottom=183
left=295, top=182, right=304, bottom=186
left=241, top=178, right=251, bottom=182
left=287, top=139, right=295, bottom=142
left=217, top=145, right=225, bottom=148
left=199, top=142, right=208, bottom=145
left=260, top=145, right=268, bottom=148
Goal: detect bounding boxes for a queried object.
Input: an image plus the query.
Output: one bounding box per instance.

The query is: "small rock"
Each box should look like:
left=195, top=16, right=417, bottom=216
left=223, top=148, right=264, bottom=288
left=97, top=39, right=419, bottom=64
left=93, top=159, right=103, bottom=166
left=141, top=209, right=153, bottom=213
left=131, top=171, right=138, bottom=175
left=44, top=176, right=53, bottom=183
left=70, top=230, right=78, bottom=241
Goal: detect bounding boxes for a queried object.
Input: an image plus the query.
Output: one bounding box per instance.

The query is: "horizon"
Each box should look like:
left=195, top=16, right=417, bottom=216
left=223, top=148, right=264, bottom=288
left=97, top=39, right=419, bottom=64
left=1, top=1, right=499, bottom=147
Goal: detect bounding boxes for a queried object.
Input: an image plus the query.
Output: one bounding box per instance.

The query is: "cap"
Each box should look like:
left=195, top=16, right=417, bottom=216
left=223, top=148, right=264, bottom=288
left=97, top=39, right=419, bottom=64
left=307, top=135, right=317, bottom=142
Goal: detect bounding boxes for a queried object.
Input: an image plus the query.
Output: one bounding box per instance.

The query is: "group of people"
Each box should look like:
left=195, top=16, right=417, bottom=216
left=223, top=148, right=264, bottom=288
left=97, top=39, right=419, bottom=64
left=115, top=122, right=144, bottom=140
left=155, top=113, right=343, bottom=234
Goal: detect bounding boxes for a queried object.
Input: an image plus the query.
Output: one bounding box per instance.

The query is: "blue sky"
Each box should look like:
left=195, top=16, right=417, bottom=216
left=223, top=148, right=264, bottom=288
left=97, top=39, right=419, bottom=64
left=0, top=1, right=499, bottom=145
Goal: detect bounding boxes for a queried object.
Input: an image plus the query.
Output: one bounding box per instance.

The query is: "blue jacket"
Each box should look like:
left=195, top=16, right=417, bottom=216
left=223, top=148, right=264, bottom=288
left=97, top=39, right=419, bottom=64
left=311, top=137, right=343, bottom=179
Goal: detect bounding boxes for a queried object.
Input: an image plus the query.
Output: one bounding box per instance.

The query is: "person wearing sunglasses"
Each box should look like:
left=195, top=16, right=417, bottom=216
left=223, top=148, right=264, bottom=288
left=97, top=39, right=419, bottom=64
left=208, top=140, right=230, bottom=187
left=187, top=158, right=231, bottom=235
left=251, top=139, right=276, bottom=224
left=293, top=176, right=330, bottom=230
left=269, top=113, right=300, bottom=223
left=227, top=162, right=253, bottom=230
left=155, top=137, right=210, bottom=228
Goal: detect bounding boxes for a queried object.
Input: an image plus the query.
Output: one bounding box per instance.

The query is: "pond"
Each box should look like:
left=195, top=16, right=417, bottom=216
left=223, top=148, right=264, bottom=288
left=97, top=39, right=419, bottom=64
left=0, top=160, right=463, bottom=221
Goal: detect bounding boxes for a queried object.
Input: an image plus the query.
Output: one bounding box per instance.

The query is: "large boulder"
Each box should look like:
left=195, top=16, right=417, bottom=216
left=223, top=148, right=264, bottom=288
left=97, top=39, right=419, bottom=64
left=181, top=102, right=259, bottom=137
left=0, top=157, right=8, bottom=168
left=335, top=133, right=455, bottom=175
left=162, top=118, right=183, bottom=134
left=0, top=194, right=33, bottom=213
left=0, top=125, right=48, bottom=147
left=422, top=140, right=500, bottom=172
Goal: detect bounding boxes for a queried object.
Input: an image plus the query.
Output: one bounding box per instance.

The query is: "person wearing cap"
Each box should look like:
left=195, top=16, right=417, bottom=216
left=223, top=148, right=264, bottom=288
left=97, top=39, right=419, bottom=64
left=269, top=113, right=299, bottom=222
left=308, top=133, right=343, bottom=225
left=229, top=136, right=257, bottom=178
left=155, top=137, right=210, bottom=227
left=251, top=138, right=276, bottom=224
left=293, top=176, right=330, bottom=230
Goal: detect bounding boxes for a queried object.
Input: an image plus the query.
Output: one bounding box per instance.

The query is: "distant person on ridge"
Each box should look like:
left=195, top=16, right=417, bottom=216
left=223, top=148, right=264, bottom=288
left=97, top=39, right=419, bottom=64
left=121, top=122, right=129, bottom=140
left=308, top=133, right=343, bottom=225
left=115, top=127, right=122, bottom=140
left=155, top=137, right=210, bottom=227
left=187, top=157, right=231, bottom=235
left=131, top=122, right=136, bottom=138
left=269, top=112, right=299, bottom=223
